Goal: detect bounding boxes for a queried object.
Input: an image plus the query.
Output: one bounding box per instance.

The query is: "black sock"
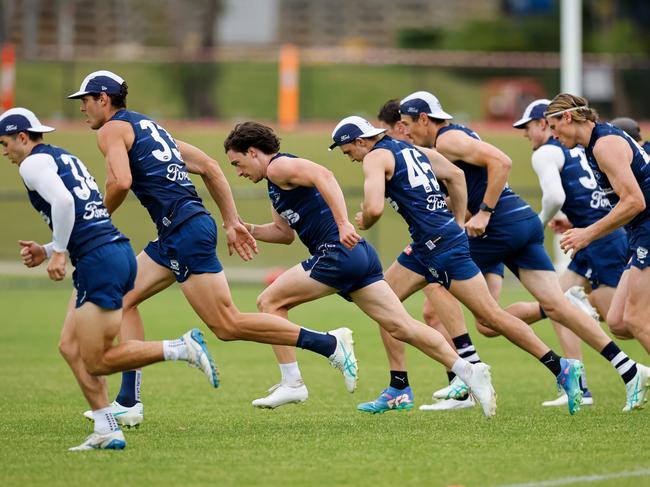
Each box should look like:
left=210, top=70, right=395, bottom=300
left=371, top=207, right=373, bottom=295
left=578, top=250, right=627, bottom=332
left=540, top=350, right=562, bottom=377
left=115, top=371, right=138, bottom=408
left=390, top=370, right=409, bottom=390
left=446, top=370, right=456, bottom=384
left=539, top=305, right=547, bottom=320
left=600, top=341, right=638, bottom=384
left=296, top=328, right=337, bottom=357
left=452, top=333, right=481, bottom=364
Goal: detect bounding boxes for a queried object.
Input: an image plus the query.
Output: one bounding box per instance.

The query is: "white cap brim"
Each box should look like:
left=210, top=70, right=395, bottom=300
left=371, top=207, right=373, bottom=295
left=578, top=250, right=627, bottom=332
left=67, top=90, right=91, bottom=99
left=512, top=116, right=531, bottom=128
left=28, top=124, right=56, bottom=133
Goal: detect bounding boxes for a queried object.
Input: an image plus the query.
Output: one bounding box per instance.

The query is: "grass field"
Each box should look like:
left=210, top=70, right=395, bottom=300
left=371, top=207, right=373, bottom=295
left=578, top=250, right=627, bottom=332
left=1, top=278, right=649, bottom=487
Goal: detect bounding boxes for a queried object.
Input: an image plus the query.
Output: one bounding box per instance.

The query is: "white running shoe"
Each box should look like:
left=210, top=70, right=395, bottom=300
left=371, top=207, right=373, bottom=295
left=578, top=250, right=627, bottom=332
left=419, top=396, right=475, bottom=411
left=68, top=430, right=126, bottom=451
left=564, top=286, right=600, bottom=321
left=252, top=381, right=309, bottom=409
left=327, top=327, right=358, bottom=393
left=542, top=391, right=593, bottom=407
left=183, top=328, right=219, bottom=388
left=432, top=376, right=469, bottom=400
left=623, top=363, right=650, bottom=412
left=465, top=362, right=497, bottom=418
left=83, top=401, right=144, bottom=427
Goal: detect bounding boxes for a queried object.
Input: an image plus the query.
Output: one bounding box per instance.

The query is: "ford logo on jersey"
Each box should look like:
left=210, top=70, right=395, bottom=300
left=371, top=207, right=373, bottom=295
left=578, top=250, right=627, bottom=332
left=166, top=163, right=190, bottom=182
left=83, top=200, right=110, bottom=220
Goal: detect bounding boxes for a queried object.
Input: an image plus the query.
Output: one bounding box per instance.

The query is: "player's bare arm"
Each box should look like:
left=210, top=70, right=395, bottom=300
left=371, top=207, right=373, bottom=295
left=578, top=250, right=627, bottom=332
left=243, top=207, right=295, bottom=245
left=268, top=156, right=360, bottom=250
left=176, top=139, right=257, bottom=261
left=418, top=146, right=468, bottom=226
left=561, top=136, right=645, bottom=253
left=97, top=120, right=134, bottom=215
left=437, top=130, right=511, bottom=236
left=356, top=149, right=390, bottom=230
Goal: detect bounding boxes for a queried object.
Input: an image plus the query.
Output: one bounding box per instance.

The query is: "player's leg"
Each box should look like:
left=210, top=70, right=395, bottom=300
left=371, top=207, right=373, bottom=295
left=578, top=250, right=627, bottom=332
left=606, top=269, right=634, bottom=339
left=179, top=271, right=358, bottom=392
left=351, top=280, right=496, bottom=418
left=109, top=247, right=176, bottom=425
left=518, top=268, right=647, bottom=410
left=420, top=282, right=483, bottom=409
left=252, top=263, right=339, bottom=408
left=58, top=290, right=109, bottom=412
left=474, top=272, right=503, bottom=337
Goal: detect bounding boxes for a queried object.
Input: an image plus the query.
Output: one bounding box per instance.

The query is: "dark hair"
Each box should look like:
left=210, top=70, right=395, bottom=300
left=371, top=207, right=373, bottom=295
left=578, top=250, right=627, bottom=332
left=378, top=99, right=401, bottom=126
left=224, top=121, right=281, bottom=155
left=92, top=82, right=128, bottom=109
left=12, top=131, right=43, bottom=142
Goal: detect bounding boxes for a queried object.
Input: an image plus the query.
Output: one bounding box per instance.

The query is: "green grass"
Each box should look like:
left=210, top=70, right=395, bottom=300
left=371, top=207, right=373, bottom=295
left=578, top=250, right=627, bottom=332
left=1, top=279, right=649, bottom=486
left=0, top=127, right=540, bottom=266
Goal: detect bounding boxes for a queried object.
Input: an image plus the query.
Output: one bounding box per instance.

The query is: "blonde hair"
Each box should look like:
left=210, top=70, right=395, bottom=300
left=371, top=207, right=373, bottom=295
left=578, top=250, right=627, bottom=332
left=546, top=93, right=598, bottom=123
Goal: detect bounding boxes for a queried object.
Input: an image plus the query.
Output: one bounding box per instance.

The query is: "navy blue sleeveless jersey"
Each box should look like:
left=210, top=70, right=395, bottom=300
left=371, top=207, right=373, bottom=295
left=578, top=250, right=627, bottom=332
left=25, top=144, right=127, bottom=264
left=543, top=138, right=612, bottom=228
left=372, top=136, right=465, bottom=254
left=436, top=124, right=536, bottom=227
left=110, top=110, right=208, bottom=238
left=267, top=153, right=340, bottom=254
left=586, top=122, right=650, bottom=230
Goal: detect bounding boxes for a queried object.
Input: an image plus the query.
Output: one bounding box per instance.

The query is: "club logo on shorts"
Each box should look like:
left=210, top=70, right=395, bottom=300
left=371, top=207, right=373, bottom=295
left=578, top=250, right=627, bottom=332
left=428, top=267, right=439, bottom=278
left=637, top=246, right=648, bottom=263
left=170, top=259, right=180, bottom=272
left=403, top=244, right=412, bottom=255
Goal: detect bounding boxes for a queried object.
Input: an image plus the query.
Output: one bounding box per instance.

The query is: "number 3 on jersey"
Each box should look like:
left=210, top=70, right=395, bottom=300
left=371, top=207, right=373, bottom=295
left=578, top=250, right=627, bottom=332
left=401, top=148, right=440, bottom=192
left=139, top=120, right=182, bottom=162
left=61, top=154, right=99, bottom=200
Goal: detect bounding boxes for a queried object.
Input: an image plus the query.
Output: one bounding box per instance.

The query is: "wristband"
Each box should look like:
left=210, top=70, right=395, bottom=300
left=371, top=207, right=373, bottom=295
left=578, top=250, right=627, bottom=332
left=479, top=202, right=495, bottom=214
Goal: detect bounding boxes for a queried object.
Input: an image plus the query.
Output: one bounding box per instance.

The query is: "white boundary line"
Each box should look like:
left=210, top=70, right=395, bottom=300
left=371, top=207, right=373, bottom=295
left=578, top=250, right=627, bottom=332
left=491, top=468, right=650, bottom=487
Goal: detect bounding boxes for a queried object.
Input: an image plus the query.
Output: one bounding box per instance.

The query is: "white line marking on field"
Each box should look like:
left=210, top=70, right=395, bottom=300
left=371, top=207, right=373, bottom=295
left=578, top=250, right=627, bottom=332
left=492, top=468, right=650, bottom=487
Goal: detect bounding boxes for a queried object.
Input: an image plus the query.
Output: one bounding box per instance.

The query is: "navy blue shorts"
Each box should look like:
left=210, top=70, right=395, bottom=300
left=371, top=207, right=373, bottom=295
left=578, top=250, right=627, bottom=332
left=469, top=215, right=554, bottom=277
left=627, top=219, right=650, bottom=270
left=144, top=213, right=223, bottom=283
left=73, top=241, right=137, bottom=310
left=397, top=239, right=480, bottom=288
left=568, top=230, right=627, bottom=288
left=302, top=239, right=384, bottom=300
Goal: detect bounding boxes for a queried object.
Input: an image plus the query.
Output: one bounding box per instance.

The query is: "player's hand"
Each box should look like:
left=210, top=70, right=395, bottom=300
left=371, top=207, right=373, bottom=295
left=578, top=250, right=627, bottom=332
left=18, top=240, right=46, bottom=268
left=354, top=211, right=367, bottom=230
left=465, top=211, right=490, bottom=237
left=224, top=220, right=258, bottom=262
left=338, top=220, right=361, bottom=250
left=560, top=227, right=592, bottom=255
left=549, top=216, right=572, bottom=234
left=47, top=251, right=67, bottom=281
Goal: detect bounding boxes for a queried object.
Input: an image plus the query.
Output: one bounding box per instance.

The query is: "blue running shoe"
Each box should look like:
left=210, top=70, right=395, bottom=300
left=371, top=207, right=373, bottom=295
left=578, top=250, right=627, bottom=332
left=357, top=386, right=414, bottom=414
left=184, top=328, right=220, bottom=388
left=556, top=358, right=584, bottom=415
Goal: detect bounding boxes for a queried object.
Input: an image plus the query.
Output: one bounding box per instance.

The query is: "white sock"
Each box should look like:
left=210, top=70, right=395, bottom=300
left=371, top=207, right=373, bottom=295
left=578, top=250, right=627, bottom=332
left=451, top=358, right=473, bottom=384
left=279, top=362, right=302, bottom=384
left=135, top=370, right=142, bottom=402
left=163, top=338, right=188, bottom=361
left=93, top=406, right=120, bottom=435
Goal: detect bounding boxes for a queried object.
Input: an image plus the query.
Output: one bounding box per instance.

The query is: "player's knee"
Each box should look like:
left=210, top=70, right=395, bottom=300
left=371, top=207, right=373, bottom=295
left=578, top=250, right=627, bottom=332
left=81, top=356, right=106, bottom=376
left=606, top=309, right=630, bottom=339
left=256, top=292, right=279, bottom=314
left=622, top=309, right=643, bottom=337
left=422, top=305, right=437, bottom=327
left=475, top=320, right=499, bottom=338
left=58, top=336, right=77, bottom=363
